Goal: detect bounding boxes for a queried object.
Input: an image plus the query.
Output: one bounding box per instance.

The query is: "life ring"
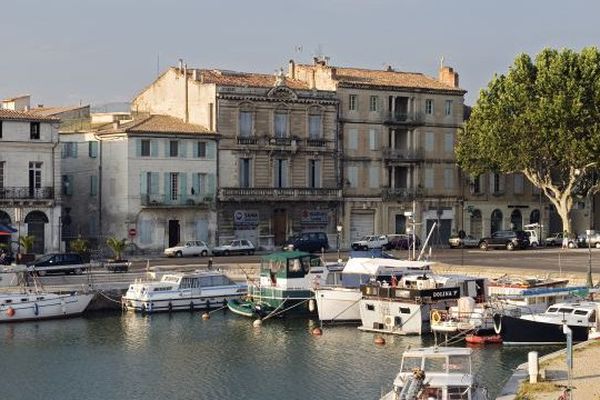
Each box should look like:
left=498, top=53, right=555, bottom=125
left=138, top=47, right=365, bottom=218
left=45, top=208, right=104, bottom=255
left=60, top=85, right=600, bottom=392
left=493, top=314, right=502, bottom=334
left=6, top=306, right=15, bottom=317
left=431, top=310, right=442, bottom=324
left=33, top=303, right=39, bottom=316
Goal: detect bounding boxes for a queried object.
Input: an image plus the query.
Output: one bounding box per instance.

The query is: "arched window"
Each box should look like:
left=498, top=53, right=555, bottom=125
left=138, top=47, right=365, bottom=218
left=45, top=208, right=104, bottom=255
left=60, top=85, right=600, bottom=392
left=510, top=209, right=522, bottom=230
left=491, top=209, right=503, bottom=234
left=25, top=211, right=48, bottom=254
left=530, top=209, right=540, bottom=225
left=0, top=210, right=11, bottom=225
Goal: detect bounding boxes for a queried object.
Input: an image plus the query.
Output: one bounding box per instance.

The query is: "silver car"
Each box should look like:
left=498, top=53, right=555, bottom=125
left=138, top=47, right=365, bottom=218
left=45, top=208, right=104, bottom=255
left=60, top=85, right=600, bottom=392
left=448, top=234, right=479, bottom=248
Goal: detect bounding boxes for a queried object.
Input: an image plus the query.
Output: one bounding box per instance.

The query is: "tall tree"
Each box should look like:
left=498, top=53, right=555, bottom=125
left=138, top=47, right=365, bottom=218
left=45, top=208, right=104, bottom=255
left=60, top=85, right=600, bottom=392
left=456, top=47, right=600, bottom=234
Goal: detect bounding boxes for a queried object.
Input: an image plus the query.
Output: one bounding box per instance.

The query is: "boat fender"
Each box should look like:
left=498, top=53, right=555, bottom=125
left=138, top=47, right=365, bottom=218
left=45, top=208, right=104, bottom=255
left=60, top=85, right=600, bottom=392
left=148, top=302, right=153, bottom=313
left=493, top=313, right=502, bottom=334
left=431, top=310, right=442, bottom=324
left=189, top=301, right=194, bottom=311
left=6, top=306, right=15, bottom=317
left=33, top=303, right=39, bottom=316
left=308, top=299, right=316, bottom=313
left=206, top=299, right=210, bottom=309
left=168, top=302, right=173, bottom=313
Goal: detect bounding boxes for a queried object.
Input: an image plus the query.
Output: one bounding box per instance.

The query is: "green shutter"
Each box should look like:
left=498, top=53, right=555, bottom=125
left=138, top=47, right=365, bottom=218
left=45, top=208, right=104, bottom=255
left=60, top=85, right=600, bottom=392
left=192, top=142, right=199, bottom=158
left=151, top=140, right=158, bottom=157
left=136, top=139, right=142, bottom=157
left=66, top=175, right=74, bottom=196
left=207, top=141, right=216, bottom=159
left=151, top=172, right=159, bottom=194
left=192, top=173, right=200, bottom=195
left=164, top=140, right=170, bottom=157
left=180, top=141, right=187, bottom=158
left=89, top=141, right=98, bottom=158
left=206, top=174, right=216, bottom=197
left=72, top=143, right=78, bottom=158
left=140, top=172, right=148, bottom=194
left=179, top=172, right=187, bottom=203
left=164, top=172, right=170, bottom=201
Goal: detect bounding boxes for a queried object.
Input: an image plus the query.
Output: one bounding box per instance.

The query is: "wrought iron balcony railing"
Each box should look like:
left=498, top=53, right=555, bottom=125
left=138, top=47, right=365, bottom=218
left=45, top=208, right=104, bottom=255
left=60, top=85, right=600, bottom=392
left=140, top=193, right=213, bottom=207
left=0, top=186, right=55, bottom=200
left=219, top=187, right=342, bottom=201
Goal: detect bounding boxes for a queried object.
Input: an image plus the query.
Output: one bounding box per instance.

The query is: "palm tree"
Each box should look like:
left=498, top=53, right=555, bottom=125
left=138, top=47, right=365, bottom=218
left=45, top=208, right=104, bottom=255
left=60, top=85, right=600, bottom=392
left=19, top=235, right=36, bottom=254
left=70, top=235, right=89, bottom=255
left=106, top=237, right=127, bottom=261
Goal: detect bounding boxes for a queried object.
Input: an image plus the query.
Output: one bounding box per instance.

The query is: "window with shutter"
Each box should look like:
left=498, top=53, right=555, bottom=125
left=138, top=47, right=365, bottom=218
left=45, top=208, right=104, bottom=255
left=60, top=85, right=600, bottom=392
left=369, top=166, right=379, bottom=188
left=348, top=128, right=358, bottom=150
left=309, top=114, right=322, bottom=139
left=274, top=112, right=288, bottom=138
left=239, top=111, right=253, bottom=137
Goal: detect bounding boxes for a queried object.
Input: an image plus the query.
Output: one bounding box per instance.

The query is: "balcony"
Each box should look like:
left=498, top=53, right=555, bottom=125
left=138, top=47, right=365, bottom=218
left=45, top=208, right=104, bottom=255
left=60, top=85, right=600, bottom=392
left=140, top=193, right=213, bottom=208
left=382, top=148, right=424, bottom=163
left=237, top=136, right=259, bottom=145
left=219, top=187, right=342, bottom=202
left=0, top=186, right=55, bottom=201
left=381, top=187, right=423, bottom=201
left=384, top=112, right=424, bottom=125
left=305, top=138, right=328, bottom=148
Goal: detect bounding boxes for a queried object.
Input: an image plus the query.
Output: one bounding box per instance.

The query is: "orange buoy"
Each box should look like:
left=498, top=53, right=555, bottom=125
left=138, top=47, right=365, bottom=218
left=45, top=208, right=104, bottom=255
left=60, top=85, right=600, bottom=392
left=374, top=336, right=386, bottom=345
left=201, top=313, right=210, bottom=320
left=311, top=327, right=323, bottom=336
left=6, top=307, right=15, bottom=317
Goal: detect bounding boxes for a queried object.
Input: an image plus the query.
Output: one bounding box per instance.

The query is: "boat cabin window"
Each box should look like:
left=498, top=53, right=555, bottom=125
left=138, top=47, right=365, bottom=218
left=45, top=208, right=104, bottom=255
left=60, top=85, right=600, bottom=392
left=153, top=287, right=173, bottom=292
left=180, top=278, right=200, bottom=289
left=162, top=276, right=180, bottom=284
left=547, top=307, right=558, bottom=312
left=558, top=307, right=574, bottom=314
left=447, top=386, right=469, bottom=399
left=199, top=275, right=234, bottom=287
left=574, top=310, right=588, bottom=316
left=423, top=357, right=447, bottom=373
left=4, top=299, right=12, bottom=304
left=400, top=356, right=422, bottom=372
left=21, top=298, right=28, bottom=302
left=399, top=307, right=411, bottom=314
left=366, top=303, right=375, bottom=311
left=36, top=297, right=44, bottom=300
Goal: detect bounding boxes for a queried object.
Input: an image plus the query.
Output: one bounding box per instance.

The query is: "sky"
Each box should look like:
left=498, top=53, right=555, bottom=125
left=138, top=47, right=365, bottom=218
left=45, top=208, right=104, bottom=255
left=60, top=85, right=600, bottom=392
left=1, top=0, right=599, bottom=107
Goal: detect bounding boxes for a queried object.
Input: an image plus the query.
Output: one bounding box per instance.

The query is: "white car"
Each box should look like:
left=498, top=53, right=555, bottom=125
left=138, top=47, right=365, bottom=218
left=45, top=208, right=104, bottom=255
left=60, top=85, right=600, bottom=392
left=164, top=241, right=210, bottom=257
left=212, top=239, right=255, bottom=256
left=351, top=235, right=388, bottom=251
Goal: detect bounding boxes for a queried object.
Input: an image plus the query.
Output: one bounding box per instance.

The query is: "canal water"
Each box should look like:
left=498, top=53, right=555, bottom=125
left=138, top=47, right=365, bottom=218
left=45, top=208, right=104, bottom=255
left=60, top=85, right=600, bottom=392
left=0, top=311, right=556, bottom=400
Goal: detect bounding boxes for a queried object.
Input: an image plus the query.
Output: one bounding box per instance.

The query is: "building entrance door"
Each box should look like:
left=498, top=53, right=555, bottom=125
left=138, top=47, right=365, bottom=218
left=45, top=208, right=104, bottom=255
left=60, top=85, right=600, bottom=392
left=168, top=220, right=180, bottom=247
left=273, top=209, right=287, bottom=246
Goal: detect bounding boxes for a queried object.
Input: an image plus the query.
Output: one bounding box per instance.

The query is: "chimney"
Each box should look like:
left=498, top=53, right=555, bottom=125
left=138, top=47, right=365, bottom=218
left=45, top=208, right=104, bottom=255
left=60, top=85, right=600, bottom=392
left=178, top=58, right=184, bottom=72
left=192, top=69, right=198, bottom=81
left=112, top=120, right=120, bottom=130
left=439, top=66, right=460, bottom=88
left=288, top=59, right=296, bottom=79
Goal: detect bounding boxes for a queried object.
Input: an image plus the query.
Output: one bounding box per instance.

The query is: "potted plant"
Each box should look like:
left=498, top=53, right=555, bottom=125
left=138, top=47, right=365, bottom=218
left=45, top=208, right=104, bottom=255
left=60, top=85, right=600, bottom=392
left=70, top=235, right=90, bottom=262
left=105, top=236, right=129, bottom=272
left=17, top=235, right=36, bottom=264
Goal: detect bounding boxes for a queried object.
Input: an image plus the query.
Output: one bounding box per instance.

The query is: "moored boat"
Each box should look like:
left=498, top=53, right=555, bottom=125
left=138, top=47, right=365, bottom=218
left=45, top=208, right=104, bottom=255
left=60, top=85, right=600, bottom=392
left=0, top=291, right=94, bottom=322
left=379, top=346, right=488, bottom=399
left=122, top=270, right=246, bottom=313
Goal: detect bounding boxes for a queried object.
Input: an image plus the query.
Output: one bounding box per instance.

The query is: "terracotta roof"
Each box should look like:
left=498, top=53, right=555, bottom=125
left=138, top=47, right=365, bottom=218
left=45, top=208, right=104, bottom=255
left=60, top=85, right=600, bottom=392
left=197, top=68, right=310, bottom=90
left=2, top=94, right=30, bottom=102
left=0, top=109, right=59, bottom=122
left=29, top=105, right=89, bottom=117
left=97, top=114, right=212, bottom=135
left=299, top=64, right=464, bottom=92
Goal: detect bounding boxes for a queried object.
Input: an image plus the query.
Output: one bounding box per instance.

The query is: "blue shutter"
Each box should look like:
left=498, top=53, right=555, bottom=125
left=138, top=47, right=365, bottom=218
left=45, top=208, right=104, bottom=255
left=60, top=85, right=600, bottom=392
left=72, top=143, right=78, bottom=158
left=140, top=172, right=147, bottom=195
left=206, top=174, right=216, bottom=197
left=180, top=141, right=187, bottom=158
left=136, top=139, right=142, bottom=157
left=192, top=173, right=200, bottom=196
left=89, top=141, right=98, bottom=158
left=151, top=140, right=158, bottom=157
left=164, top=140, right=170, bottom=157
left=206, top=141, right=216, bottom=159
left=179, top=172, right=187, bottom=203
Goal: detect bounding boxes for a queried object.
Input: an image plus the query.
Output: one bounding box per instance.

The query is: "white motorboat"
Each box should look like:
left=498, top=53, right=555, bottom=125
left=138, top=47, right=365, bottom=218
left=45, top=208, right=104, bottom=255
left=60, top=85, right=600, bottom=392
left=0, top=291, right=94, bottom=322
left=359, top=273, right=486, bottom=335
left=122, top=270, right=247, bottom=313
left=380, top=347, right=488, bottom=400
left=487, top=276, right=571, bottom=315
left=314, top=258, right=432, bottom=323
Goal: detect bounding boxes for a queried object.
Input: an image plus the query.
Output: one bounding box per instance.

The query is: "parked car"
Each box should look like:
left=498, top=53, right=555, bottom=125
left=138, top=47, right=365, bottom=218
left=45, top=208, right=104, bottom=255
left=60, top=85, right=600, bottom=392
left=212, top=239, right=255, bottom=256
left=164, top=240, right=210, bottom=257
left=523, top=229, right=540, bottom=247
left=27, top=253, right=89, bottom=276
left=384, top=234, right=421, bottom=250
left=283, top=232, right=329, bottom=253
left=577, top=232, right=600, bottom=248
left=351, top=235, right=388, bottom=251
left=448, top=234, right=479, bottom=249
left=478, top=230, right=529, bottom=251
left=544, top=232, right=577, bottom=248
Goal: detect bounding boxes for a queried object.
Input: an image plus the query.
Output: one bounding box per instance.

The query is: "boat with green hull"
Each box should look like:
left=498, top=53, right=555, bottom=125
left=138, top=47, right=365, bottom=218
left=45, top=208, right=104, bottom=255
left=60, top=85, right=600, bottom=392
left=227, top=251, right=330, bottom=319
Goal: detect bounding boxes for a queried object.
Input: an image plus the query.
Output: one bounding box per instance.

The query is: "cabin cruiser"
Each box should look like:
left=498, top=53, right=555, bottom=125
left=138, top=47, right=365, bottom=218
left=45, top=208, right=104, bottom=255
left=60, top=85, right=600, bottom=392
left=228, top=251, right=329, bottom=318
left=487, top=276, right=572, bottom=315
left=380, top=346, right=488, bottom=400
left=314, top=258, right=432, bottom=323
left=0, top=291, right=94, bottom=322
left=359, top=273, right=486, bottom=335
left=494, top=300, right=600, bottom=345
left=122, top=270, right=246, bottom=313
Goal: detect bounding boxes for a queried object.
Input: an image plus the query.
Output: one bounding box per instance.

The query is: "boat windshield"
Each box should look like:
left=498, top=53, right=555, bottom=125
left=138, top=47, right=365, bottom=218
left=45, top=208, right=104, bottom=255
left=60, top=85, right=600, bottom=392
left=447, top=387, right=470, bottom=399
left=448, top=355, right=470, bottom=374
left=423, top=357, right=447, bottom=373
left=400, top=356, right=422, bottom=372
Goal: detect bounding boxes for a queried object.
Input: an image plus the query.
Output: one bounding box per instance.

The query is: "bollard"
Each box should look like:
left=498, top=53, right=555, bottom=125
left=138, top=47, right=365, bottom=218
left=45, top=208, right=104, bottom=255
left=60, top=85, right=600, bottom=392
left=528, top=351, right=539, bottom=383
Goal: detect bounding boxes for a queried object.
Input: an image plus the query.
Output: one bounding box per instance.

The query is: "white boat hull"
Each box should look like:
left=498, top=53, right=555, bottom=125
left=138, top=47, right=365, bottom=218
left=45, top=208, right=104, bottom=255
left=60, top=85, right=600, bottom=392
left=0, top=292, right=94, bottom=322
left=123, top=293, right=243, bottom=313
left=314, top=287, right=362, bottom=322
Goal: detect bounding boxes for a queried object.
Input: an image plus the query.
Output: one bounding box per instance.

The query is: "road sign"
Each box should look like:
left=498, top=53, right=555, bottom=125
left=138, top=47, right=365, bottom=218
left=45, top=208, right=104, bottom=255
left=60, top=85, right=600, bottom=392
left=128, top=228, right=137, bottom=237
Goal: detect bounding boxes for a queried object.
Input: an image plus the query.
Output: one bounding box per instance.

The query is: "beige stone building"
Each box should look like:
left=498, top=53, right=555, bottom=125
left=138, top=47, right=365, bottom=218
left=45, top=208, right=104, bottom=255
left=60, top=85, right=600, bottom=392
left=133, top=64, right=341, bottom=250
left=292, top=59, right=467, bottom=245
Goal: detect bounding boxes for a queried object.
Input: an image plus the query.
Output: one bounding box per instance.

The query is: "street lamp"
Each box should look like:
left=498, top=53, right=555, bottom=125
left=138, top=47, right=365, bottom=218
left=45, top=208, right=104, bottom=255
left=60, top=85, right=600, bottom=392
left=336, top=225, right=343, bottom=262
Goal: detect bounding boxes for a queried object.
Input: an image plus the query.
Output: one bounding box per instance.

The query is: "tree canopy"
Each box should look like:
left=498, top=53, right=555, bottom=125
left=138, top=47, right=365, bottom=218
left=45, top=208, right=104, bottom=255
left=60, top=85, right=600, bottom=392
left=456, top=47, right=600, bottom=233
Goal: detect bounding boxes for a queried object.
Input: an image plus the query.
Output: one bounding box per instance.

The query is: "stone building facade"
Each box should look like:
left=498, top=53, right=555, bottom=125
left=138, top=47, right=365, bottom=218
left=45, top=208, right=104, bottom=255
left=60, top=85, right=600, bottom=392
left=133, top=65, right=341, bottom=250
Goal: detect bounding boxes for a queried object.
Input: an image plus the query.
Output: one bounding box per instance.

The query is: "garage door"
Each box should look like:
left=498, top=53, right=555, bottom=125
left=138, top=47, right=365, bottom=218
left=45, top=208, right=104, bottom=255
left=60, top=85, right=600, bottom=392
left=350, top=211, right=375, bottom=242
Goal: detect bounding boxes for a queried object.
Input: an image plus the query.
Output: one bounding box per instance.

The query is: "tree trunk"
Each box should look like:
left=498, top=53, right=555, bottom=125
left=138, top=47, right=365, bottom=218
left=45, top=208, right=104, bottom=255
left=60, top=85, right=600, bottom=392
left=555, top=201, right=572, bottom=236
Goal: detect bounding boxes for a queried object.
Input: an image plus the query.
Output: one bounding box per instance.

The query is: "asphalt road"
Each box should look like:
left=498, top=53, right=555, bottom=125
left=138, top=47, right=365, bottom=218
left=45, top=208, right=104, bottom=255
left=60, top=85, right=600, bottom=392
left=127, top=246, right=600, bottom=275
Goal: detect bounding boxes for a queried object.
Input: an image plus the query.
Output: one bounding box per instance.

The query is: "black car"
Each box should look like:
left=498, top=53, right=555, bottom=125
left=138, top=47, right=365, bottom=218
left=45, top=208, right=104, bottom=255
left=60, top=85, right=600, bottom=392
left=478, top=230, right=529, bottom=251
left=27, top=253, right=88, bottom=276
left=283, top=232, right=329, bottom=253
left=384, top=234, right=421, bottom=250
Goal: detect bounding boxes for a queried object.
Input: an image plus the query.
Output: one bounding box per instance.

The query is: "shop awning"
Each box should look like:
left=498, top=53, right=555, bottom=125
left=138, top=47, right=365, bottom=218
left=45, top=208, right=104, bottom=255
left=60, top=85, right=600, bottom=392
left=0, top=224, right=17, bottom=234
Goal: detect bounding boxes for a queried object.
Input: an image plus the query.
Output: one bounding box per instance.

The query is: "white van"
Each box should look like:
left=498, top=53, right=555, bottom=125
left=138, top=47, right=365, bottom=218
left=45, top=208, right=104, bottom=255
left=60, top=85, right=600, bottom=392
left=523, top=223, right=540, bottom=247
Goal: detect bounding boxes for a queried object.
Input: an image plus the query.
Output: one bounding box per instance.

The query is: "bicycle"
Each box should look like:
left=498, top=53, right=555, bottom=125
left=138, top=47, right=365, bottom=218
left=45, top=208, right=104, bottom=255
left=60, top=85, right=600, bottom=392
left=557, top=384, right=575, bottom=400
